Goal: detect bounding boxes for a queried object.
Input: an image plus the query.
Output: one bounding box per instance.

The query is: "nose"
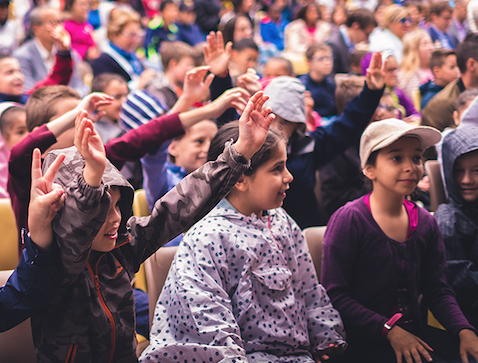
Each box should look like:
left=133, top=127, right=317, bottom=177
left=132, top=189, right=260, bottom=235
left=283, top=167, right=293, bottom=184
left=108, top=205, right=122, bottom=224
left=462, top=170, right=472, bottom=184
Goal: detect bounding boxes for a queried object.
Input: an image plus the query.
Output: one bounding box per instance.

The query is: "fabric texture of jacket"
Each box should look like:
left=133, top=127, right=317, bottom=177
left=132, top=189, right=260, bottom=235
left=140, top=199, right=346, bottom=362
left=435, top=126, right=478, bottom=328
left=419, top=80, right=444, bottom=110
left=32, top=140, right=250, bottom=362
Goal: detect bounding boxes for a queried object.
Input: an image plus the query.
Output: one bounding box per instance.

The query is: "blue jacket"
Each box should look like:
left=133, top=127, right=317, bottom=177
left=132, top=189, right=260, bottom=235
left=177, top=23, right=206, bottom=46
left=211, top=74, right=383, bottom=228
left=260, top=17, right=284, bottom=51
left=419, top=80, right=444, bottom=110
left=0, top=232, right=62, bottom=332
left=298, top=73, right=337, bottom=117
left=428, top=26, right=459, bottom=50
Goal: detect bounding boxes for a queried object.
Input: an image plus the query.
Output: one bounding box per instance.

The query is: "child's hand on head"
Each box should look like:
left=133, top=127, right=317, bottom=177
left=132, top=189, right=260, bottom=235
left=366, top=52, right=386, bottom=91
left=47, top=24, right=71, bottom=51
left=77, top=93, right=114, bottom=122
left=28, top=148, right=66, bottom=251
left=235, top=91, right=275, bottom=160
left=74, top=110, right=106, bottom=187
left=182, top=66, right=215, bottom=103
left=237, top=68, right=261, bottom=95
left=203, top=31, right=232, bottom=77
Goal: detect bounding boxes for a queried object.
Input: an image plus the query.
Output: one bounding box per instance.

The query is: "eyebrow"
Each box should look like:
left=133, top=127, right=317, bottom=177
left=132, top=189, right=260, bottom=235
left=387, top=148, right=423, bottom=154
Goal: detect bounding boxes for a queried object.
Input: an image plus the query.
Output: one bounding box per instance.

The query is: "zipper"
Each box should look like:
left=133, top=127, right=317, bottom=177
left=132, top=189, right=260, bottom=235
left=86, top=260, right=117, bottom=363
left=65, top=344, right=77, bottom=363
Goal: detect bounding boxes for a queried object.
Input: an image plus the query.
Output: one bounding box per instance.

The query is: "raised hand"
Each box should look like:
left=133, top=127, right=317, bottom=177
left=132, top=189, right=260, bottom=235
left=182, top=66, right=215, bottom=103
left=74, top=110, right=106, bottom=187
left=28, top=148, right=66, bottom=250
left=234, top=91, right=275, bottom=160
left=387, top=325, right=433, bottom=363
left=48, top=23, right=71, bottom=51
left=237, top=68, right=261, bottom=95
left=77, top=93, right=114, bottom=122
left=366, top=52, right=386, bottom=91
left=209, top=87, right=251, bottom=117
left=203, top=31, right=232, bottom=77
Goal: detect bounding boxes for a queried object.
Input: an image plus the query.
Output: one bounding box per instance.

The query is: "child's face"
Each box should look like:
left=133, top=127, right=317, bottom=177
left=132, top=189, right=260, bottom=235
left=4, top=112, right=28, bottom=149
left=384, top=56, right=399, bottom=89
left=231, top=48, right=259, bottom=75
left=436, top=55, right=460, bottom=85
left=418, top=36, right=434, bottom=66
left=168, top=120, right=218, bottom=174
left=453, top=150, right=478, bottom=202
left=100, top=80, right=129, bottom=121
left=178, top=10, right=196, bottom=25
left=0, top=58, right=24, bottom=96
left=373, top=94, right=399, bottom=121
left=365, top=137, right=424, bottom=197
left=162, top=3, right=179, bottom=25
left=92, top=188, right=122, bottom=252
left=308, top=50, right=333, bottom=78
left=263, top=60, right=290, bottom=78
left=233, top=17, right=253, bottom=42
left=170, top=56, right=196, bottom=85
left=240, top=141, right=293, bottom=216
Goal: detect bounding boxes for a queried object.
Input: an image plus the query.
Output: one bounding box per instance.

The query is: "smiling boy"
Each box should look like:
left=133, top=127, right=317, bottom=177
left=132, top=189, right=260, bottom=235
left=435, top=126, right=478, bottom=330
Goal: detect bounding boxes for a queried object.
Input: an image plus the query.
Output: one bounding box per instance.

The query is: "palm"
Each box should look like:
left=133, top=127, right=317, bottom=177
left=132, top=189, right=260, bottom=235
left=183, top=66, right=214, bottom=101
left=203, top=31, right=231, bottom=76
left=366, top=52, right=386, bottom=90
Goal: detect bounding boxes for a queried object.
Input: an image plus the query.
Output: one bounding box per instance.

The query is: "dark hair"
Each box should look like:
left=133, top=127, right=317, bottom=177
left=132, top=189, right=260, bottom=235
left=231, top=37, right=259, bottom=52
left=265, top=57, right=293, bottom=76
left=63, top=0, right=75, bottom=13
left=350, top=50, right=368, bottom=67
left=457, top=33, right=478, bottom=74
left=430, top=1, right=453, bottom=16
left=0, top=106, right=25, bottom=138
left=430, top=49, right=456, bottom=74
left=335, top=76, right=365, bottom=115
left=456, top=88, right=478, bottom=112
left=26, top=85, right=80, bottom=131
left=91, top=73, right=127, bottom=93
left=344, top=8, right=377, bottom=29
left=160, top=0, right=176, bottom=12
left=207, top=121, right=287, bottom=176
left=295, top=3, right=321, bottom=21
left=221, top=15, right=252, bottom=44
left=366, top=149, right=379, bottom=166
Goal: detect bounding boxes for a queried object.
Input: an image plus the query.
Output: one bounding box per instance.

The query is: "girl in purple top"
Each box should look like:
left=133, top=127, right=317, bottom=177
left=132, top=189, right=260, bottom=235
left=322, top=119, right=478, bottom=363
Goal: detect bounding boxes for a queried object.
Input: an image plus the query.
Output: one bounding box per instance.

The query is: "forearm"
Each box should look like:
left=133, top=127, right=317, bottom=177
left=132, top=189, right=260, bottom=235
left=178, top=102, right=220, bottom=129
left=46, top=108, right=77, bottom=137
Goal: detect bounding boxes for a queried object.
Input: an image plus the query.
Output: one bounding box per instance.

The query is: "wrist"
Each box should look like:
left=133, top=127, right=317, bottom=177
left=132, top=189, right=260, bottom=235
left=83, top=164, right=103, bottom=187
left=234, top=140, right=254, bottom=161
left=382, top=313, right=402, bottom=339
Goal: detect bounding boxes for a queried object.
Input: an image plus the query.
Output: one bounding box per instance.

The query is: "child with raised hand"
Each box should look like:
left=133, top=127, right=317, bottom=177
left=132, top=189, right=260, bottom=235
left=0, top=148, right=65, bottom=332
left=32, top=91, right=274, bottom=362
left=322, top=119, right=478, bottom=363
left=140, top=126, right=346, bottom=362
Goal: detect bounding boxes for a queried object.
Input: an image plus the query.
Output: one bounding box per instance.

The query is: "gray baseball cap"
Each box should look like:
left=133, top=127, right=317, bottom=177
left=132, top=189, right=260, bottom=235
left=263, top=76, right=306, bottom=124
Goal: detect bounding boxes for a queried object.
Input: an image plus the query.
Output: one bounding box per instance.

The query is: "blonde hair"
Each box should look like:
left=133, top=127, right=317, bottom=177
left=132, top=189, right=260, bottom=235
left=400, top=29, right=432, bottom=85
left=107, top=8, right=141, bottom=40
left=382, top=5, right=410, bottom=29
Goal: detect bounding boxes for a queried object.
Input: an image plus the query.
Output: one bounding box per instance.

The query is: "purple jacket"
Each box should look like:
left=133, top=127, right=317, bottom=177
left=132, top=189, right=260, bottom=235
left=322, top=196, right=473, bottom=344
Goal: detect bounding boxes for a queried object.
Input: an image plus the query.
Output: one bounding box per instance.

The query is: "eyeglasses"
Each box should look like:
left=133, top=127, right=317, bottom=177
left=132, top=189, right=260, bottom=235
left=42, top=19, right=63, bottom=26
left=109, top=93, right=128, bottom=101
left=121, top=29, right=145, bottom=39
left=311, top=56, right=333, bottom=62
left=398, top=17, right=412, bottom=24
left=385, top=67, right=399, bottom=73
left=378, top=103, right=398, bottom=113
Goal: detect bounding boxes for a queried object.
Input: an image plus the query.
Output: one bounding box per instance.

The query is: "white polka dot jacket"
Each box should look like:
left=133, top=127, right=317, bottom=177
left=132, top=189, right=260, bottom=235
left=140, top=199, right=347, bottom=362
left=32, top=142, right=250, bottom=363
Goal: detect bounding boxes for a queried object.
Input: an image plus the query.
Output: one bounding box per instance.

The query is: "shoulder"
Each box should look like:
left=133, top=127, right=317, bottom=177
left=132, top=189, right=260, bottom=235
left=328, top=197, right=368, bottom=227
left=13, top=40, right=35, bottom=58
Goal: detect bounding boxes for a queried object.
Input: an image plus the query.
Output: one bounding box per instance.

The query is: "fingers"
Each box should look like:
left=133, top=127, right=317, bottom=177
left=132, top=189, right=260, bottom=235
left=224, top=41, right=233, bottom=55
left=217, top=30, right=225, bottom=48
left=43, top=153, right=66, bottom=183
left=31, top=148, right=43, bottom=184
left=41, top=185, right=65, bottom=210
left=416, top=337, right=433, bottom=352
left=203, top=73, right=215, bottom=88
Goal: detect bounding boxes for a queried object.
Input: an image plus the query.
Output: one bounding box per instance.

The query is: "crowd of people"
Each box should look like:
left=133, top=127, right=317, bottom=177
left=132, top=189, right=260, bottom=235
left=3, top=0, right=478, bottom=362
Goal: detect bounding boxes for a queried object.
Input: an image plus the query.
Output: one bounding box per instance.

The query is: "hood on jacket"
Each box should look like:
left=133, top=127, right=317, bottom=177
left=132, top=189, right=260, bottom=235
left=43, top=146, right=134, bottom=238
left=442, top=126, right=478, bottom=207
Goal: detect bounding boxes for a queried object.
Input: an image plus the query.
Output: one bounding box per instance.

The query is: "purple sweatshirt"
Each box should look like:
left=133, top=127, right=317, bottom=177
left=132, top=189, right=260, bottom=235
left=321, top=196, right=473, bottom=344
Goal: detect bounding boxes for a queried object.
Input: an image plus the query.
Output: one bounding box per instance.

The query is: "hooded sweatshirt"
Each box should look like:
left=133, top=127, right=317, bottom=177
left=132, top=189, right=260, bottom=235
left=140, top=199, right=346, bottom=362
left=435, top=126, right=478, bottom=328
left=32, top=141, right=250, bottom=363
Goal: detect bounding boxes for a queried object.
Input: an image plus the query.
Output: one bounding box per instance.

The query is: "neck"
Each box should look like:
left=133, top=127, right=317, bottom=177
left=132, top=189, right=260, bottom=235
left=309, top=70, right=325, bottom=82
left=226, top=193, right=262, bottom=217
left=38, top=37, right=54, bottom=52
left=369, top=188, right=405, bottom=217
left=461, top=73, right=478, bottom=89
left=434, top=77, right=448, bottom=87
left=345, top=27, right=354, bottom=44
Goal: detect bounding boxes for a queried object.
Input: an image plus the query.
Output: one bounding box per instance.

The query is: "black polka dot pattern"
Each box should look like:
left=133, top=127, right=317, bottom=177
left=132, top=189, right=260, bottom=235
left=139, top=200, right=346, bottom=362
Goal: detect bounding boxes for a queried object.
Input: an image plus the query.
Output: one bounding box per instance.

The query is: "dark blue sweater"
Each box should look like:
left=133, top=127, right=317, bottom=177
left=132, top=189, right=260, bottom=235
left=298, top=73, right=337, bottom=117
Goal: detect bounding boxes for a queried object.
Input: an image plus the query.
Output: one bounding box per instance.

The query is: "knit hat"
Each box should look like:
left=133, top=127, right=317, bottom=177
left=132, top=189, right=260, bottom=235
left=263, top=76, right=306, bottom=124
left=359, top=118, right=442, bottom=168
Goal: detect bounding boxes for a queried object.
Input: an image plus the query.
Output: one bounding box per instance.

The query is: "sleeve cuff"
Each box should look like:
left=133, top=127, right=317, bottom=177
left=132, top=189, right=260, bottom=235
left=22, top=229, right=59, bottom=266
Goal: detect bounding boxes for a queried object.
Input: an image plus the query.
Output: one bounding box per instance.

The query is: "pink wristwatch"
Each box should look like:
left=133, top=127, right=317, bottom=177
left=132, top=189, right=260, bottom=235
left=382, top=313, right=403, bottom=338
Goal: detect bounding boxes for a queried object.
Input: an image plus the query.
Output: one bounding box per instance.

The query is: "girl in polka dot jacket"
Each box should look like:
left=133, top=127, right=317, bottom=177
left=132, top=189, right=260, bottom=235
left=140, top=122, right=347, bottom=363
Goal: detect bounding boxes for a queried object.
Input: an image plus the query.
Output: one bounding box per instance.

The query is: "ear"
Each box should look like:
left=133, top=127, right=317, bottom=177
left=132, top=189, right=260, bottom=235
left=453, top=110, right=461, bottom=126
left=432, top=66, right=441, bottom=79
left=168, top=140, right=179, bottom=158
left=351, top=22, right=360, bottom=30
left=233, top=175, right=249, bottom=193
left=168, top=59, right=178, bottom=70
left=466, top=57, right=476, bottom=73
left=363, top=164, right=376, bottom=181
